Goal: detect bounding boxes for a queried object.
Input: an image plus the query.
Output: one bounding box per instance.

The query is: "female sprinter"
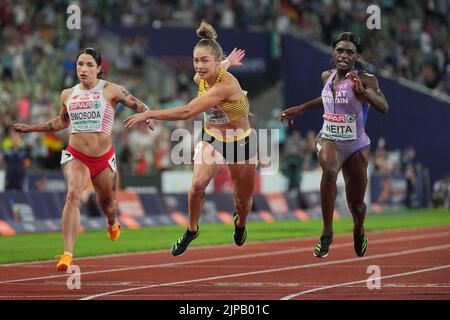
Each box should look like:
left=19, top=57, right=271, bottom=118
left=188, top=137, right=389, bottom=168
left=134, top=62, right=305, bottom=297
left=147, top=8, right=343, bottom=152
left=124, top=21, right=255, bottom=256
left=12, top=48, right=154, bottom=270
left=280, top=32, right=389, bottom=258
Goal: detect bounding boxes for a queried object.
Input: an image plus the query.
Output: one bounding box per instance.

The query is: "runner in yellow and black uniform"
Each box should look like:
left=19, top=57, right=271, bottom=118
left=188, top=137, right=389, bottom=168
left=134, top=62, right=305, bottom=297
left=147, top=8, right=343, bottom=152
left=124, top=21, right=257, bottom=256
left=198, top=67, right=257, bottom=163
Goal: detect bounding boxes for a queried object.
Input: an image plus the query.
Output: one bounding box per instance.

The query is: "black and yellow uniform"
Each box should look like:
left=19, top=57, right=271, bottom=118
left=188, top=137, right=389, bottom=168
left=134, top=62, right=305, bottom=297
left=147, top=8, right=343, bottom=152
left=197, top=68, right=257, bottom=163
left=198, top=68, right=249, bottom=124
left=200, top=127, right=257, bottom=163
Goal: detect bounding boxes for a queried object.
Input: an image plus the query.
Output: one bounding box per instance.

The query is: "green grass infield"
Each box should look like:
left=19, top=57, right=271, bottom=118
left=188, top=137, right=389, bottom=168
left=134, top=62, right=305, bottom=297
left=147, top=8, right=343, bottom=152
left=0, top=208, right=449, bottom=264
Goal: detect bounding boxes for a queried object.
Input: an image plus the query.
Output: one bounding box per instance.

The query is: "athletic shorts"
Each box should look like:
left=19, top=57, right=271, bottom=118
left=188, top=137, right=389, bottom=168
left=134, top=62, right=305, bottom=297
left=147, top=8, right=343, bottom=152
left=196, top=127, right=258, bottom=164
left=317, top=132, right=370, bottom=163
left=60, top=145, right=117, bottom=178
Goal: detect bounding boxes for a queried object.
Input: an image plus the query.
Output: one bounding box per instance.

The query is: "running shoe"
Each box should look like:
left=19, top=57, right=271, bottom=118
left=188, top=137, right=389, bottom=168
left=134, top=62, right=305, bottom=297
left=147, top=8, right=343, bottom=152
left=354, top=233, right=368, bottom=257
left=233, top=212, right=247, bottom=246
left=171, top=227, right=199, bottom=256
left=107, top=220, right=121, bottom=242
left=313, top=235, right=333, bottom=258
left=55, top=253, right=73, bottom=271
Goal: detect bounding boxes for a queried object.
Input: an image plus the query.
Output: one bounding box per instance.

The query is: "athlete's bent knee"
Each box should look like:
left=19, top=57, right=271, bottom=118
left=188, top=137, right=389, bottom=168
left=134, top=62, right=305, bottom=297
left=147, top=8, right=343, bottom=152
left=322, top=167, right=339, bottom=183
left=191, top=179, right=209, bottom=195
left=66, top=189, right=82, bottom=207
left=349, top=202, right=366, bottom=215
left=235, top=196, right=252, bottom=214
left=98, top=197, right=117, bottom=214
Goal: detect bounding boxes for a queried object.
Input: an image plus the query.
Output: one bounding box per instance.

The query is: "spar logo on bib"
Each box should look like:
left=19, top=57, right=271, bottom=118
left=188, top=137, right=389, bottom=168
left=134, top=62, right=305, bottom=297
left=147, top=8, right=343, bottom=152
left=323, top=113, right=357, bottom=141
left=93, top=100, right=101, bottom=108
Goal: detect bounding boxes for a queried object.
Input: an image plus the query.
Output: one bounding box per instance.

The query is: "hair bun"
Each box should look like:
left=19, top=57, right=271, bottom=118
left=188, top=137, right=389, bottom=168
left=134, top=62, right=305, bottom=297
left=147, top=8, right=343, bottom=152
left=196, top=21, right=217, bottom=41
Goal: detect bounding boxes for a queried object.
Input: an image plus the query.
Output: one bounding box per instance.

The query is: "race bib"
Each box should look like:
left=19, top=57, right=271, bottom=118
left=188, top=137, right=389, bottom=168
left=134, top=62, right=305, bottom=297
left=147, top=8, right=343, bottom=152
left=322, top=113, right=357, bottom=141
left=68, top=97, right=103, bottom=132
left=60, top=150, right=74, bottom=164
left=204, top=106, right=231, bottom=125
left=193, top=141, right=203, bottom=160
left=108, top=154, right=117, bottom=173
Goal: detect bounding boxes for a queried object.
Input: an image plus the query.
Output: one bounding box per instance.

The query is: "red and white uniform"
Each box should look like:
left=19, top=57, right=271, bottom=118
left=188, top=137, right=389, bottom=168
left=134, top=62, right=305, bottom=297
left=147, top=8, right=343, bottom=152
left=66, top=80, right=114, bottom=135
left=61, top=80, right=117, bottom=178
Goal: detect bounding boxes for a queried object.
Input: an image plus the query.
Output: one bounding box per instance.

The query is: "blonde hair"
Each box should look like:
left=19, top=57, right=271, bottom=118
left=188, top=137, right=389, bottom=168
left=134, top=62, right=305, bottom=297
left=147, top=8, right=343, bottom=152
left=194, top=21, right=223, bottom=60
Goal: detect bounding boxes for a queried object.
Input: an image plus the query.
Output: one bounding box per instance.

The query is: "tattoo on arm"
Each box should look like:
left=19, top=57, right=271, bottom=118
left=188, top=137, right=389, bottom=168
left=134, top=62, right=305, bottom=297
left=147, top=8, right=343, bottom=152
left=43, top=110, right=70, bottom=132
left=119, top=87, right=131, bottom=106
left=119, top=86, right=149, bottom=113
left=46, top=121, right=54, bottom=132
left=121, top=87, right=130, bottom=96
left=127, top=96, right=139, bottom=110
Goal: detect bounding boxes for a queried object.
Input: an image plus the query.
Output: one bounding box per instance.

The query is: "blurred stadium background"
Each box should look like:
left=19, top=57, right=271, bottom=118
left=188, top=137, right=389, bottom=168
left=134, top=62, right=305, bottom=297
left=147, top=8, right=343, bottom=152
left=0, top=0, right=449, bottom=237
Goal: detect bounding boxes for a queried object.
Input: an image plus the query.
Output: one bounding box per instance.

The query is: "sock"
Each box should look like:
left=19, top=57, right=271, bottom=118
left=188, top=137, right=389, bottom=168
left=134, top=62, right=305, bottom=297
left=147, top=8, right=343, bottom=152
left=187, top=226, right=199, bottom=234
left=64, top=251, right=73, bottom=257
left=107, top=219, right=119, bottom=228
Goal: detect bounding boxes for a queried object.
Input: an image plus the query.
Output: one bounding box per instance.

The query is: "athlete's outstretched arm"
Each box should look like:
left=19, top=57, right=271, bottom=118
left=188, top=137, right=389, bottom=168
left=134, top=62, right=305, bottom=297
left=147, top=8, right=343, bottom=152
left=12, top=90, right=71, bottom=133
left=280, top=97, right=323, bottom=125
left=109, top=83, right=154, bottom=130
left=112, top=85, right=150, bottom=114
left=279, top=70, right=331, bottom=125
left=124, top=83, right=233, bottom=128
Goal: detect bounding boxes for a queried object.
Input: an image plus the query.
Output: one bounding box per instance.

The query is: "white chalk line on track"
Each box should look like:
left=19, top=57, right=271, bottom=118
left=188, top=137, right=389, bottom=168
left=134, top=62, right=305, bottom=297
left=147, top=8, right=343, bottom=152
left=1, top=231, right=449, bottom=286
left=281, top=264, right=450, bottom=300
left=80, top=243, right=450, bottom=300
left=2, top=225, right=447, bottom=268
left=4, top=281, right=450, bottom=300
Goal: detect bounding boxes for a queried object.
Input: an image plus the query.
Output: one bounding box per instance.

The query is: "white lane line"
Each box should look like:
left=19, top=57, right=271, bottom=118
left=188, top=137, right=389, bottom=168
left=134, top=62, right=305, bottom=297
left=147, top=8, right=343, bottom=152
left=281, top=264, right=450, bottom=300
left=2, top=231, right=449, bottom=285
left=2, top=225, right=448, bottom=268
left=81, top=243, right=450, bottom=300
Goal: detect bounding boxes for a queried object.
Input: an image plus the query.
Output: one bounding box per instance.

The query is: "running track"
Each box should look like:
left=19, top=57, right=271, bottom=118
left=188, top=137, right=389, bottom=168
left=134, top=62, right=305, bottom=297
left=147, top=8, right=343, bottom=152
left=1, top=226, right=450, bottom=300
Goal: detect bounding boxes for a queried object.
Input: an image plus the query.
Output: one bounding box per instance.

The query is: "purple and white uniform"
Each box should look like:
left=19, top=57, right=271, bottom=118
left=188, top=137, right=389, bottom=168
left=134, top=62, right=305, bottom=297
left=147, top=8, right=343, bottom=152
left=319, top=69, right=370, bottom=162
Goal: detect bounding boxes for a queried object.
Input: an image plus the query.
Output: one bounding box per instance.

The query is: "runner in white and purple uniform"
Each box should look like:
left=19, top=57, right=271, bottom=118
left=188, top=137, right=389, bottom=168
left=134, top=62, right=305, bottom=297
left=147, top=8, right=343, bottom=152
left=280, top=32, right=389, bottom=259
left=319, top=68, right=371, bottom=161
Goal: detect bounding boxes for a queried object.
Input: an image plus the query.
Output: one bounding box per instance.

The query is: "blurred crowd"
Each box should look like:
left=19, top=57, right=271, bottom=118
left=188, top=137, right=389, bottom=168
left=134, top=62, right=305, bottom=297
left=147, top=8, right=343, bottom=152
left=371, top=137, right=449, bottom=209
left=0, top=0, right=448, bottom=202
left=0, top=0, right=196, bottom=176
left=279, top=0, right=450, bottom=96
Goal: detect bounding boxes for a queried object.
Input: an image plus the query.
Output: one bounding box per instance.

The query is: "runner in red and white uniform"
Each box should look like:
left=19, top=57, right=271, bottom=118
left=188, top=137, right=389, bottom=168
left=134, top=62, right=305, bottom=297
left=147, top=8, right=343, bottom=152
left=12, top=48, right=154, bottom=271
